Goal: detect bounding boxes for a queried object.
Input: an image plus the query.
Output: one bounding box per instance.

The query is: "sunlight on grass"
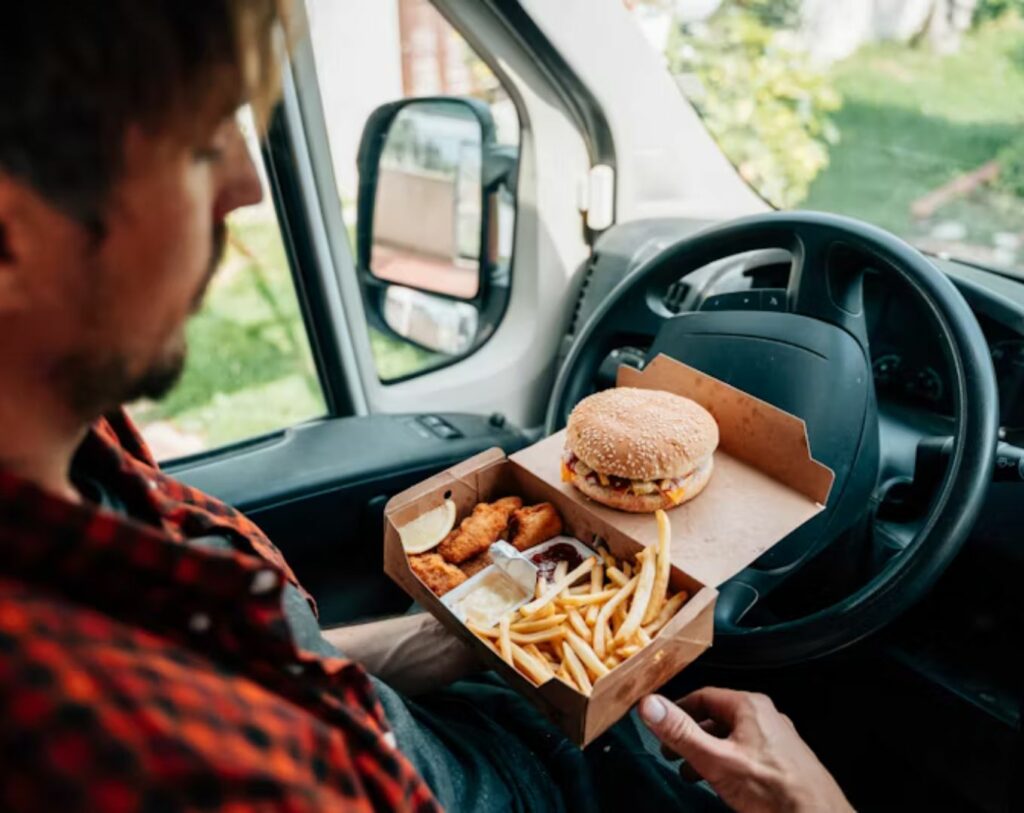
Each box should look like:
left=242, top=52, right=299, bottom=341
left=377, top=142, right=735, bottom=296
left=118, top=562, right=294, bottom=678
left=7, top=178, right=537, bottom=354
left=804, top=15, right=1024, bottom=268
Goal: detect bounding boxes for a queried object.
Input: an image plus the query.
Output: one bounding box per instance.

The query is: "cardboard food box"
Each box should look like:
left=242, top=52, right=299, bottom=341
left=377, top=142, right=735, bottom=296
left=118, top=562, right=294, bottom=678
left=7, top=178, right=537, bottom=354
left=383, top=355, right=834, bottom=746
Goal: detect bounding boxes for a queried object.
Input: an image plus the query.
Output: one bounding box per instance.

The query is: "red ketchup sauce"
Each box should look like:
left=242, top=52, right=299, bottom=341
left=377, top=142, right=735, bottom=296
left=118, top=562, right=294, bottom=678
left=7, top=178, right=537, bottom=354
left=530, top=543, right=584, bottom=581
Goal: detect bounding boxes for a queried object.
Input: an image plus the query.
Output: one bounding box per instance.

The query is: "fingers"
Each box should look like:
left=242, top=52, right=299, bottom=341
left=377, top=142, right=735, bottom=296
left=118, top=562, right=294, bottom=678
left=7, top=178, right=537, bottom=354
left=640, top=695, right=732, bottom=779
left=677, top=686, right=752, bottom=727
left=660, top=719, right=725, bottom=761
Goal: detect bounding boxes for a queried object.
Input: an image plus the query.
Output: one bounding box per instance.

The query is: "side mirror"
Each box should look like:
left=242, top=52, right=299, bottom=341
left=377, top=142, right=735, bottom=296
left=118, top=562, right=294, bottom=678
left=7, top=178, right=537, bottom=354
left=356, top=97, right=510, bottom=359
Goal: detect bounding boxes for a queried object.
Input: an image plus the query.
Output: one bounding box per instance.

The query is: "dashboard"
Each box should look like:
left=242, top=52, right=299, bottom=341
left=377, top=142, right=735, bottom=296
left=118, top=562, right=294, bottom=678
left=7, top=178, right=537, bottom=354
left=862, top=272, right=1024, bottom=435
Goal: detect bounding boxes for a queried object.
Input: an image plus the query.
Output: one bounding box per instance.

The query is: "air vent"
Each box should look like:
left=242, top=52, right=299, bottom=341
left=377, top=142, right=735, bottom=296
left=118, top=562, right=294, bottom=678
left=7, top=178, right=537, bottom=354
left=567, top=253, right=600, bottom=337
left=663, top=280, right=692, bottom=314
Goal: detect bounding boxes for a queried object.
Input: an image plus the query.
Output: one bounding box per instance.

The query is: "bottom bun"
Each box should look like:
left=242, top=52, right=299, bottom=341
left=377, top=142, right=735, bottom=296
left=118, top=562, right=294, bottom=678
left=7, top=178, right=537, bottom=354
left=569, top=458, right=714, bottom=513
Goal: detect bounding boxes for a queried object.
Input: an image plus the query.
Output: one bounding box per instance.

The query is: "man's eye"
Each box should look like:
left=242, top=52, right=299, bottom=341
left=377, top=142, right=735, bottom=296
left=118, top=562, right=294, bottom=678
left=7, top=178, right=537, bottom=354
left=193, top=147, right=225, bottom=163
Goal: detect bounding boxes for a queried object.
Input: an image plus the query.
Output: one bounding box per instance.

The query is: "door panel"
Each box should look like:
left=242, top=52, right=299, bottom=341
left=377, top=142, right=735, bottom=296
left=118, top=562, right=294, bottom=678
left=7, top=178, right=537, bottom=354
left=169, top=414, right=527, bottom=624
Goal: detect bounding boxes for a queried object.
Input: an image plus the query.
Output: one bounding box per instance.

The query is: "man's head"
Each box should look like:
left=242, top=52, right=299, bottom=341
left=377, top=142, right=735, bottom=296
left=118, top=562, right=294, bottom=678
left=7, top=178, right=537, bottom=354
left=0, top=1, right=289, bottom=422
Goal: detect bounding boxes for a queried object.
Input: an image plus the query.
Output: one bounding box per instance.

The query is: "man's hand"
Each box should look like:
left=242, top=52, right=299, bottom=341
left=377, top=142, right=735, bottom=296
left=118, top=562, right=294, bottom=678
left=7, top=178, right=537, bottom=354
left=323, top=612, right=481, bottom=695
left=640, top=688, right=853, bottom=813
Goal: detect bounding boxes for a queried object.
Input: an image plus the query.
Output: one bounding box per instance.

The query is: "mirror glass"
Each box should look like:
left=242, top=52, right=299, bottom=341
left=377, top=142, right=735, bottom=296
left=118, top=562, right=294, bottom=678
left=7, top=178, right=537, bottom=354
left=382, top=285, right=479, bottom=357
left=370, top=101, right=483, bottom=300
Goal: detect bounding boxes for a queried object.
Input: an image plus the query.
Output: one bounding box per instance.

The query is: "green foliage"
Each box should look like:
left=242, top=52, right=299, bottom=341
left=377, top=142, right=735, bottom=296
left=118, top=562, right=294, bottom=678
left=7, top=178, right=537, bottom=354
left=734, top=0, right=801, bottom=28
left=668, top=4, right=840, bottom=207
left=975, top=0, right=1024, bottom=23
left=996, top=134, right=1024, bottom=198
left=369, top=327, right=442, bottom=381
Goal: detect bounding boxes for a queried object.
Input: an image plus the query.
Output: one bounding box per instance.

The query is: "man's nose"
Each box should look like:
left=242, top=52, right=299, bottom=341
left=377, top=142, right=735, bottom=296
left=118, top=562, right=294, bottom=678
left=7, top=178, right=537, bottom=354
left=214, top=123, right=264, bottom=220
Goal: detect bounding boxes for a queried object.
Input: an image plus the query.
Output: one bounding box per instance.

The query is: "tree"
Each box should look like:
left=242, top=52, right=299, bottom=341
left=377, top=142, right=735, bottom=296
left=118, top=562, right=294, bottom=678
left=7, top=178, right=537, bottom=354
left=666, top=2, right=840, bottom=207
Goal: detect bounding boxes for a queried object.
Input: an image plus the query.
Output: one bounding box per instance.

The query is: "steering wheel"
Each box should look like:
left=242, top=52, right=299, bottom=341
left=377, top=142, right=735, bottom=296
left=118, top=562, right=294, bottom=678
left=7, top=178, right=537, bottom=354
left=546, top=212, right=998, bottom=667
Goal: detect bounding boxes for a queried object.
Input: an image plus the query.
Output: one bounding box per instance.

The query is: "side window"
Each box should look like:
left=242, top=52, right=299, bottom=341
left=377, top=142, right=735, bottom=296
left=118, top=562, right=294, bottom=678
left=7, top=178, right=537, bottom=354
left=307, top=0, right=520, bottom=381
left=127, top=109, right=327, bottom=461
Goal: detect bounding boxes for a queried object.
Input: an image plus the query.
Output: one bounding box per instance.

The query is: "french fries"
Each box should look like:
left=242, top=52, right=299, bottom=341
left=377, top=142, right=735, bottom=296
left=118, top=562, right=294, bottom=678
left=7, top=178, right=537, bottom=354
left=511, top=614, right=567, bottom=633
left=468, top=509, right=689, bottom=696
left=520, top=557, right=595, bottom=616
left=643, top=508, right=672, bottom=625
left=567, top=607, right=592, bottom=642
left=498, top=615, right=512, bottom=662
left=561, top=640, right=593, bottom=694
left=510, top=641, right=553, bottom=683
left=615, top=547, right=656, bottom=644
left=642, top=590, right=689, bottom=637
left=594, top=576, right=637, bottom=658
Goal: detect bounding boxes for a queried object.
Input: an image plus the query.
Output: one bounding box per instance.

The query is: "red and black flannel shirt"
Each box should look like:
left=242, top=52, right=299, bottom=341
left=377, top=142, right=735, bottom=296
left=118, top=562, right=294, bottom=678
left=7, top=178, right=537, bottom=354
left=0, top=410, right=442, bottom=812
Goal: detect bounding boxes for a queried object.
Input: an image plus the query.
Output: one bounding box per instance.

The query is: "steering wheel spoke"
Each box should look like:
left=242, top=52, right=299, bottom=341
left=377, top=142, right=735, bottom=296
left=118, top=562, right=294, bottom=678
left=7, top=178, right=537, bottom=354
left=788, top=222, right=871, bottom=347
left=713, top=566, right=793, bottom=630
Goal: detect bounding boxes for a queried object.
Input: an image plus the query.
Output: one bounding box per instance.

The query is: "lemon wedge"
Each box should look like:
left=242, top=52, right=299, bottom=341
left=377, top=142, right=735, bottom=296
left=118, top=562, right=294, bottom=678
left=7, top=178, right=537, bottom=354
left=399, top=499, right=457, bottom=554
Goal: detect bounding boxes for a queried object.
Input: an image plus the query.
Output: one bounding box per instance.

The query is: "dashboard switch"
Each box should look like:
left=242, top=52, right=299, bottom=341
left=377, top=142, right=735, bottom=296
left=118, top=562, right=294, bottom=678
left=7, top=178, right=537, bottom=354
left=916, top=436, right=1024, bottom=487
left=761, top=289, right=788, bottom=311
left=993, top=443, right=1024, bottom=483
left=700, top=291, right=760, bottom=311
left=416, top=415, right=463, bottom=440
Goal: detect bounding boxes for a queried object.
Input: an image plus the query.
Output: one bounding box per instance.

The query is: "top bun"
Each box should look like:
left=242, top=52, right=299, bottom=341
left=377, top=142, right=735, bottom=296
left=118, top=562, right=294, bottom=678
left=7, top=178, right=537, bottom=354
left=565, top=387, right=719, bottom=481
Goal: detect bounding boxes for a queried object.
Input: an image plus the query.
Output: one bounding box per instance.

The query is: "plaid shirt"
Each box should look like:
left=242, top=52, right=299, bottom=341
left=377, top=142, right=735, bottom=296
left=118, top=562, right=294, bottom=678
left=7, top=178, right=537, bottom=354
left=0, top=410, right=441, bottom=812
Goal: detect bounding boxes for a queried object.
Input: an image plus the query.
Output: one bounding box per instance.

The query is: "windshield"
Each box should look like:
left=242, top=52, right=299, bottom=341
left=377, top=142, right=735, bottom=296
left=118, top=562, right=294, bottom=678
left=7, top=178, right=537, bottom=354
left=627, top=0, right=1024, bottom=280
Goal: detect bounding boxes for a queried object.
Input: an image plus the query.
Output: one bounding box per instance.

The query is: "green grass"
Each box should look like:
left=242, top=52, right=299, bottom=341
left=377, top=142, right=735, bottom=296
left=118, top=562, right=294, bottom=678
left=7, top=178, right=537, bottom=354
left=369, top=327, right=443, bottom=381
left=804, top=15, right=1024, bottom=259
left=163, top=373, right=325, bottom=449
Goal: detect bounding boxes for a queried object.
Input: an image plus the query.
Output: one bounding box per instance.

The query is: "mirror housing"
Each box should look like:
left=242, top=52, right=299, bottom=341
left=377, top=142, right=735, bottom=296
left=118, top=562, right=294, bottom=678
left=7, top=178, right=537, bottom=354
left=355, top=97, right=514, bottom=363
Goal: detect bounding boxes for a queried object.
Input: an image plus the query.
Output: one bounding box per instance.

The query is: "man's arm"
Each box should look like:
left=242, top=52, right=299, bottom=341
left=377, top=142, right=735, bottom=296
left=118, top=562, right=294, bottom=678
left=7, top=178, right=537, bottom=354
left=323, top=612, right=480, bottom=695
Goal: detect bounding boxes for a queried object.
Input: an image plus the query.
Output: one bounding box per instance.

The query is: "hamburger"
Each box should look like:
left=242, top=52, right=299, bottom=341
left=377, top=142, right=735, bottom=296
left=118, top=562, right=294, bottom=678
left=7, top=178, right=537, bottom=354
left=561, top=387, right=719, bottom=513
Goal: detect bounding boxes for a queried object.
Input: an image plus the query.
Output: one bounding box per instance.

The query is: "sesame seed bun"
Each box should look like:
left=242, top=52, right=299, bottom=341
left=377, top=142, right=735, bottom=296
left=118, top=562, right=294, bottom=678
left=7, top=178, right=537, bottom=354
left=566, top=387, right=719, bottom=481
left=569, top=456, right=714, bottom=513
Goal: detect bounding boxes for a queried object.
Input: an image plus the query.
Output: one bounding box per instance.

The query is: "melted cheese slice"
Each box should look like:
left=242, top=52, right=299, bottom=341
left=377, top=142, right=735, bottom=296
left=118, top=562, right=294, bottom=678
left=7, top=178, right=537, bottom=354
left=666, top=487, right=686, bottom=505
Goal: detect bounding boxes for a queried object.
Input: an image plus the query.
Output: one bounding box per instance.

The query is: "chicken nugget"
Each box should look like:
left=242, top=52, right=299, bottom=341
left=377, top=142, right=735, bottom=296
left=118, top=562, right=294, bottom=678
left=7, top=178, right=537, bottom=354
left=408, top=552, right=467, bottom=596
left=490, top=496, right=523, bottom=517
left=508, top=502, right=563, bottom=552
left=459, top=551, right=492, bottom=579
left=438, top=496, right=523, bottom=563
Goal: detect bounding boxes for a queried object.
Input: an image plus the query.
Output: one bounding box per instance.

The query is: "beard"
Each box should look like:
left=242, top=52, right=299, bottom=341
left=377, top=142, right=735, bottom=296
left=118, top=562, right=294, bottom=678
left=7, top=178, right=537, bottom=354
left=53, top=222, right=228, bottom=419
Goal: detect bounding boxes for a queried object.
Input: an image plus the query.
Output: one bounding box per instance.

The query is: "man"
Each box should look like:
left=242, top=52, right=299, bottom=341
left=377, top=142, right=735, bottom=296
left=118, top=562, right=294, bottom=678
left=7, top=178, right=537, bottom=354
left=0, top=2, right=853, bottom=810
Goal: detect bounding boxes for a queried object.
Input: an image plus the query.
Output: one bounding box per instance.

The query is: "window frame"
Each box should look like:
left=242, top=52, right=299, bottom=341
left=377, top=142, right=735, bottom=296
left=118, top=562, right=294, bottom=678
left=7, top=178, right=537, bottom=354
left=260, top=105, right=359, bottom=418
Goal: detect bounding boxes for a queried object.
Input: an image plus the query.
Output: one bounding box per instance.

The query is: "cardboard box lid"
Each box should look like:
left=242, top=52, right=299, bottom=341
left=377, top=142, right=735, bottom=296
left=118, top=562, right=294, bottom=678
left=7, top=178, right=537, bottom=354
left=510, top=355, right=835, bottom=587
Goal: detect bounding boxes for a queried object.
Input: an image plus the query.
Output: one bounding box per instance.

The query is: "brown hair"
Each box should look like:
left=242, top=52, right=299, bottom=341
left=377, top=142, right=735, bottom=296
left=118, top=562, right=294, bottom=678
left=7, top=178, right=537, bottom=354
left=0, top=0, right=291, bottom=231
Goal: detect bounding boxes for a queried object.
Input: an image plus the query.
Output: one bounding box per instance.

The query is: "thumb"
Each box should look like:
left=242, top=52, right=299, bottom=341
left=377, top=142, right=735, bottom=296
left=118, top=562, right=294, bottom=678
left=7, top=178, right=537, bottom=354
left=640, top=695, right=731, bottom=775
